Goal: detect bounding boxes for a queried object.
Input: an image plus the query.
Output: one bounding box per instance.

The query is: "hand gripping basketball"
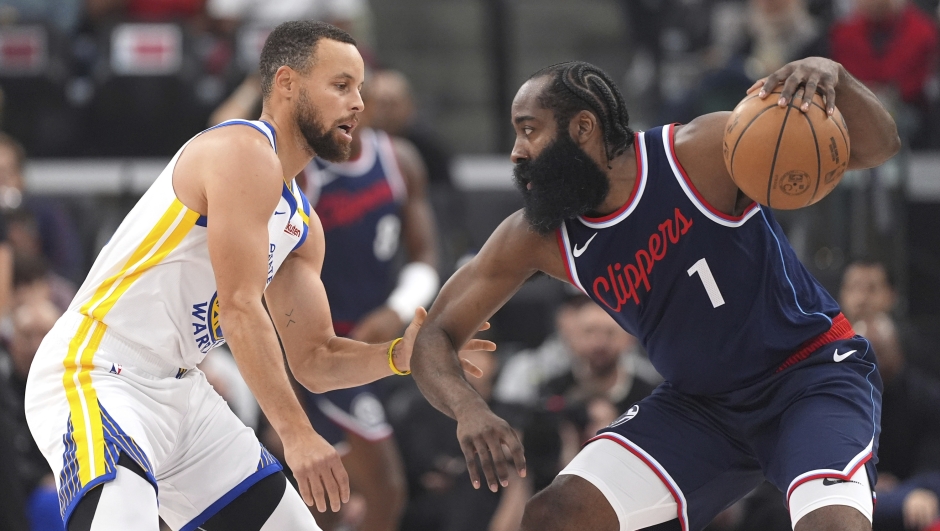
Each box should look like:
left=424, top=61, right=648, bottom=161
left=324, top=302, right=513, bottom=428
left=724, top=58, right=850, bottom=209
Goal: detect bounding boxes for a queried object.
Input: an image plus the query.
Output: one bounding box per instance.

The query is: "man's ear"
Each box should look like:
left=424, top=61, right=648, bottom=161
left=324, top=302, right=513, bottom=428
left=569, top=110, right=598, bottom=145
left=273, top=66, right=296, bottom=99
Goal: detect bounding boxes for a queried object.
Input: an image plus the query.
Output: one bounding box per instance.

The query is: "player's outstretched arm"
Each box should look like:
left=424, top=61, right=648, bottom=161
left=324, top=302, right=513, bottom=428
left=265, top=214, right=491, bottom=393
left=752, top=57, right=901, bottom=170
left=193, top=131, right=349, bottom=514
left=411, top=211, right=565, bottom=492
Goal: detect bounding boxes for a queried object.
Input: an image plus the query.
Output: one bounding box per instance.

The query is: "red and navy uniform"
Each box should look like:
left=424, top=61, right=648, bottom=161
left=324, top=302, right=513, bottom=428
left=557, top=125, right=881, bottom=531
left=300, top=128, right=406, bottom=445
left=306, top=127, right=408, bottom=336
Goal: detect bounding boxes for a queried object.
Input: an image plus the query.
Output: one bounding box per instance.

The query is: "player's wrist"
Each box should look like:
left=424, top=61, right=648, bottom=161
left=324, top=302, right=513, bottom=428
left=388, top=337, right=410, bottom=375
left=451, top=395, right=490, bottom=420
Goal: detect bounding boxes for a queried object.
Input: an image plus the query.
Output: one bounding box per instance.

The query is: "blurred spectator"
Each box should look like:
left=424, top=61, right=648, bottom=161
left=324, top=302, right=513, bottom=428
left=206, top=0, right=370, bottom=31
left=829, top=0, right=938, bottom=141
left=388, top=349, right=502, bottom=531
left=855, top=313, right=940, bottom=531
left=855, top=313, right=940, bottom=481
left=86, top=0, right=205, bottom=21
left=488, top=298, right=658, bottom=531
left=494, top=295, right=660, bottom=408
left=12, top=252, right=75, bottom=313
left=668, top=0, right=827, bottom=121
left=839, top=259, right=897, bottom=322
left=0, top=299, right=64, bottom=531
left=0, top=133, right=84, bottom=284
left=527, top=298, right=658, bottom=478
left=0, top=0, right=83, bottom=33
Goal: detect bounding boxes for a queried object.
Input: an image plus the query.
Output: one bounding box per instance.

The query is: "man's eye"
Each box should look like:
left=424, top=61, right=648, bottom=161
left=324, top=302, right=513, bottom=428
left=523, top=127, right=533, bottom=135
left=336, top=84, right=347, bottom=90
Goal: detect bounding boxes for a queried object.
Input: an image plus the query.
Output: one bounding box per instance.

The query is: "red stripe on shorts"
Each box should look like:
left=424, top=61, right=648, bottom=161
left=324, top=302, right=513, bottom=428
left=775, top=313, right=855, bottom=373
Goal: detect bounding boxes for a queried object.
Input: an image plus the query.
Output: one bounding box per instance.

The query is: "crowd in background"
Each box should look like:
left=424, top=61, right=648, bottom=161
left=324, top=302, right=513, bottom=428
left=0, top=0, right=939, bottom=530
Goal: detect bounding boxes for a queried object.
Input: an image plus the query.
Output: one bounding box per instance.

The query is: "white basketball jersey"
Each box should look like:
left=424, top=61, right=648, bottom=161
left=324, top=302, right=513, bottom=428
left=67, top=120, right=311, bottom=369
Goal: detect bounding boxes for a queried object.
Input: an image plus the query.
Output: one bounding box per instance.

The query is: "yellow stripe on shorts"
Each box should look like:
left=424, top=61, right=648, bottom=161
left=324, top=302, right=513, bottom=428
left=61, top=318, right=107, bottom=485
left=63, top=198, right=199, bottom=487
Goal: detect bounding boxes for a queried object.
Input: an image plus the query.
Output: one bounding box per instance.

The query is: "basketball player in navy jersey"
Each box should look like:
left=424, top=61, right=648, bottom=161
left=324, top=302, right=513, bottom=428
left=410, top=56, right=900, bottom=531
left=297, top=82, right=440, bottom=531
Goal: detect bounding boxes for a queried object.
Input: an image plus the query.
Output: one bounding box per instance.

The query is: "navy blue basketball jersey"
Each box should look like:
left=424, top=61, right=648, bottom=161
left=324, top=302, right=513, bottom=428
left=303, top=128, right=407, bottom=335
left=557, top=125, right=846, bottom=395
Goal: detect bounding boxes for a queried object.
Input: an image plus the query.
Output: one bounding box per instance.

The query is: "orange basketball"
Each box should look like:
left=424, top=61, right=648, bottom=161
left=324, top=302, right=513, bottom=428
left=722, top=88, right=850, bottom=210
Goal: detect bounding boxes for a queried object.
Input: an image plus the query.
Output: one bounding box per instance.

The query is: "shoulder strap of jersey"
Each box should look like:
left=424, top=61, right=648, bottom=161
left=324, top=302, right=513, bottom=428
left=202, top=119, right=277, bottom=153
left=373, top=129, right=408, bottom=203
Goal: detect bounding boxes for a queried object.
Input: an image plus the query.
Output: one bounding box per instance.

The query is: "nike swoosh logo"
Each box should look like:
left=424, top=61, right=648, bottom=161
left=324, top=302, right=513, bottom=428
left=833, top=349, right=856, bottom=362
left=274, top=211, right=287, bottom=215
left=822, top=478, right=860, bottom=486
left=573, top=233, right=598, bottom=258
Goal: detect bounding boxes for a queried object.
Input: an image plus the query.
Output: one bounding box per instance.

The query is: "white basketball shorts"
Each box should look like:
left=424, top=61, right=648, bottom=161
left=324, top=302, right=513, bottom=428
left=25, top=312, right=282, bottom=530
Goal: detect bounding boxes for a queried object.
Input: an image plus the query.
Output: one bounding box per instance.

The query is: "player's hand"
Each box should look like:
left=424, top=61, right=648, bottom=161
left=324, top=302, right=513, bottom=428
left=349, top=305, right=405, bottom=343
left=748, top=57, right=842, bottom=116
left=282, top=428, right=350, bottom=512
left=395, top=307, right=496, bottom=378
left=903, top=489, right=939, bottom=530
left=454, top=403, right=526, bottom=492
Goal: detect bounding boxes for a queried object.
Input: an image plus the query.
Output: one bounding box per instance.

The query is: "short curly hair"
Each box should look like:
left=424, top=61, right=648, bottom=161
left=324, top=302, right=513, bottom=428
left=259, top=20, right=356, bottom=100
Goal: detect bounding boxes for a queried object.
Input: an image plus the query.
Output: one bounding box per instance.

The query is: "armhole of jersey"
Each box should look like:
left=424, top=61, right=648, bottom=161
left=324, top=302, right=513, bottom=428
left=375, top=131, right=409, bottom=203
left=555, top=222, right=586, bottom=293
left=203, top=119, right=277, bottom=153
left=661, top=124, right=760, bottom=227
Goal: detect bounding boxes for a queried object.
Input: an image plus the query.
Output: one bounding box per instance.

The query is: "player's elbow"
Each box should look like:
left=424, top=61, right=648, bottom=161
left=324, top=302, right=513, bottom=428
left=286, top=345, right=336, bottom=394
left=850, top=128, right=902, bottom=170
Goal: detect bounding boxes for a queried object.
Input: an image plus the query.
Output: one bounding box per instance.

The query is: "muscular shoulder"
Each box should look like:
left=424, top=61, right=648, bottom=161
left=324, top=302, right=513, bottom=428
left=673, top=112, right=744, bottom=215
left=188, top=125, right=281, bottom=176
left=175, top=125, right=283, bottom=215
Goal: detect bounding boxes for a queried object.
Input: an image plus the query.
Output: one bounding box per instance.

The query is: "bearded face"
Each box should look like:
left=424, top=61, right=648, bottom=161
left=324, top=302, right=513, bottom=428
left=295, top=86, right=353, bottom=163
left=512, top=131, right=610, bottom=234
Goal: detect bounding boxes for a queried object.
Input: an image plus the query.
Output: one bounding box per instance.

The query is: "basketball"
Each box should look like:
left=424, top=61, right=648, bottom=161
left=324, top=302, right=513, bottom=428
left=722, top=88, right=851, bottom=210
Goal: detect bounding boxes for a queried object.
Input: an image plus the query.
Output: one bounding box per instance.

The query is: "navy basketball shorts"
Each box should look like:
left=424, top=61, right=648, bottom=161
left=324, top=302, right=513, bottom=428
left=584, top=335, right=882, bottom=531
left=304, top=384, right=393, bottom=453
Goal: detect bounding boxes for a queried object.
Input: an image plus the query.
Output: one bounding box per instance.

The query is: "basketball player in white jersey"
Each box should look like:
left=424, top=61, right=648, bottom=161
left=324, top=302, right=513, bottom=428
left=24, top=21, right=489, bottom=531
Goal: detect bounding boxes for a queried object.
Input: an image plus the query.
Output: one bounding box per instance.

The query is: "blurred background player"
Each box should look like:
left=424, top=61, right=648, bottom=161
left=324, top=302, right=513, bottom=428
left=296, top=79, right=440, bottom=531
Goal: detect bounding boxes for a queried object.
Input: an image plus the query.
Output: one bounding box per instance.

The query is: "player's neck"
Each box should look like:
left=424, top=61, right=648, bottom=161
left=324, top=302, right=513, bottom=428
left=592, top=148, right=639, bottom=217
left=258, top=109, right=315, bottom=181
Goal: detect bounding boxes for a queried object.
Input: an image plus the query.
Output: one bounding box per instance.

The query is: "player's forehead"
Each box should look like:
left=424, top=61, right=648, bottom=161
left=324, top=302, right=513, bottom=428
left=511, top=77, right=553, bottom=123
left=308, top=39, right=365, bottom=84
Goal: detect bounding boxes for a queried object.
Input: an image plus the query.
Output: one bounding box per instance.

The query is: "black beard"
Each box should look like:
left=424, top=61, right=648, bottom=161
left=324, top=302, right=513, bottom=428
left=512, top=133, right=610, bottom=234
left=296, top=89, right=351, bottom=162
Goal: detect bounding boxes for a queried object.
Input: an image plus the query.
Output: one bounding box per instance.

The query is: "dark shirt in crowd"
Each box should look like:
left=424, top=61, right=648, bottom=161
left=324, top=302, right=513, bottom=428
left=390, top=385, right=502, bottom=531
left=879, top=366, right=940, bottom=480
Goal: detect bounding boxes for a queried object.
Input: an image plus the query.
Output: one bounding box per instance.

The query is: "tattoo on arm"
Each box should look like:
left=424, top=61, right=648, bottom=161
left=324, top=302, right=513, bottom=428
left=286, top=308, right=295, bottom=327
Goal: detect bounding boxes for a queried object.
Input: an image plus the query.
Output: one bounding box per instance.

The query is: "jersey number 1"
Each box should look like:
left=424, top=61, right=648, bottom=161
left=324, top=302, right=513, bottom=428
left=687, top=258, right=725, bottom=308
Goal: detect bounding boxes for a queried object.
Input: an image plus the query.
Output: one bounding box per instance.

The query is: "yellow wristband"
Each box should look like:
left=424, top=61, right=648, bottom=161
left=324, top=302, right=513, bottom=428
left=388, top=337, right=409, bottom=376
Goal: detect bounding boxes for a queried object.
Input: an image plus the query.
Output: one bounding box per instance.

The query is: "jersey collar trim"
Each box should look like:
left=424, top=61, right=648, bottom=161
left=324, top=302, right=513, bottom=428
left=663, top=124, right=760, bottom=227
left=577, top=132, right=648, bottom=229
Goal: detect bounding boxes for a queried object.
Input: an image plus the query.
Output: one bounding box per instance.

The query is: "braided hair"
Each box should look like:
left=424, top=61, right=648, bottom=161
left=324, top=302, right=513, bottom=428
left=531, top=61, right=635, bottom=164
